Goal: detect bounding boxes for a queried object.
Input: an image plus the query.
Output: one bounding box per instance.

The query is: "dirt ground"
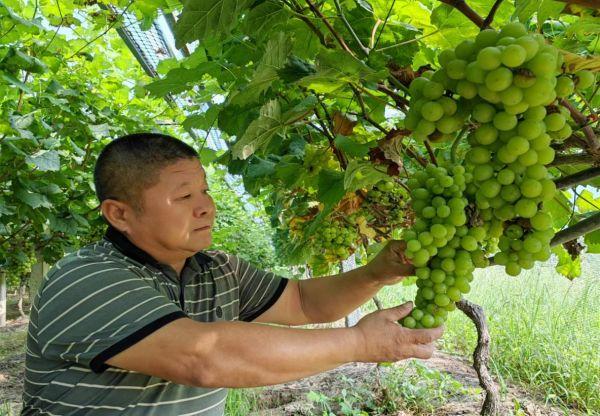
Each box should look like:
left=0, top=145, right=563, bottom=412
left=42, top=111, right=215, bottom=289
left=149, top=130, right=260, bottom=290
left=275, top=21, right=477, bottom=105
left=1, top=317, right=569, bottom=416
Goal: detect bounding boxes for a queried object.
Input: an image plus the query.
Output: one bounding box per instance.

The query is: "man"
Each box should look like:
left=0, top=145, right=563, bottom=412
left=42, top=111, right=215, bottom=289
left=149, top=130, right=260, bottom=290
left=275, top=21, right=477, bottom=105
left=22, top=133, right=443, bottom=415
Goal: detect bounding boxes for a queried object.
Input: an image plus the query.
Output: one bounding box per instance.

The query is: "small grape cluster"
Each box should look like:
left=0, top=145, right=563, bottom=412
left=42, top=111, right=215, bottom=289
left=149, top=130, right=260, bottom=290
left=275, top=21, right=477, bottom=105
left=367, top=179, right=408, bottom=225
left=402, top=165, right=487, bottom=328
left=312, top=215, right=361, bottom=263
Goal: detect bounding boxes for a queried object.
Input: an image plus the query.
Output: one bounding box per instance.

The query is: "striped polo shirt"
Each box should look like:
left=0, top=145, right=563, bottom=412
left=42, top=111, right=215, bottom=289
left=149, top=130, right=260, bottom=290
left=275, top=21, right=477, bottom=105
left=21, top=226, right=288, bottom=415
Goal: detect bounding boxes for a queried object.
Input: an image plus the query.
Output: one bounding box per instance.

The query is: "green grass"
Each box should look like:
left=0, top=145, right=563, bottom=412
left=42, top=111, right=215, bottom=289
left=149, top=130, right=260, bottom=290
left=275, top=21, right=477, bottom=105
left=0, top=329, right=26, bottom=361
left=364, top=256, right=600, bottom=414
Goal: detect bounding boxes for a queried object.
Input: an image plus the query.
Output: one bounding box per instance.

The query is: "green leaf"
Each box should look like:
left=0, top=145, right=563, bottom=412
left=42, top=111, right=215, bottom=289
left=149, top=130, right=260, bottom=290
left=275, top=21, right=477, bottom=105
left=305, top=169, right=346, bottom=237
left=545, top=192, right=572, bottom=229
left=334, top=135, right=370, bottom=158
left=174, top=0, right=252, bottom=48
left=1, top=71, right=34, bottom=93
left=538, top=0, right=565, bottom=27
left=232, top=100, right=283, bottom=160
left=241, top=1, right=289, bottom=40
left=552, top=246, right=581, bottom=279
left=199, top=148, right=219, bottom=166
left=183, top=106, right=221, bottom=131
left=246, top=157, right=276, bottom=179
left=575, top=190, right=600, bottom=213
left=584, top=229, right=600, bottom=254
left=15, top=189, right=52, bottom=209
left=25, top=150, right=60, bottom=172
left=343, top=160, right=389, bottom=192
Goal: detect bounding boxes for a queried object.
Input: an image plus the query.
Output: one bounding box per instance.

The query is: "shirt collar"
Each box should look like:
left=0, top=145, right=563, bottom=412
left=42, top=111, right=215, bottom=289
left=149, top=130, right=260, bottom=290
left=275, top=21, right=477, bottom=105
left=103, top=225, right=213, bottom=268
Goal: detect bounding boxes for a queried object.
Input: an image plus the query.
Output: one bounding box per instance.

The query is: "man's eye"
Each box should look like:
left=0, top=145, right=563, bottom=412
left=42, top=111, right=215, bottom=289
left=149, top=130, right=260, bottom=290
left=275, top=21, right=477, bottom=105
left=178, top=194, right=191, bottom=200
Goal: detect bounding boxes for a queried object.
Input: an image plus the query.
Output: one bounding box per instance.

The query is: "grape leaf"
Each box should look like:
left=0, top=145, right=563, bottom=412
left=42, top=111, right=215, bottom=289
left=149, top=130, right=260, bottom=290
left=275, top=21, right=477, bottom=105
left=334, top=135, right=370, bottom=158
left=584, top=229, right=600, bottom=254
left=344, top=160, right=389, bottom=192
left=552, top=246, right=581, bottom=279
left=25, top=150, right=60, bottom=172
left=575, top=190, right=600, bottom=213
left=15, top=189, right=52, bottom=209
left=232, top=100, right=283, bottom=160
left=174, top=0, right=252, bottom=48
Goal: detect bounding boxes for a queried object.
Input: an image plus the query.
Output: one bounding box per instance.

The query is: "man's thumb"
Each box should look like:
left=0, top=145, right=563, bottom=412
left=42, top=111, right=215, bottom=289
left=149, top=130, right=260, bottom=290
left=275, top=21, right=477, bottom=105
left=387, top=301, right=413, bottom=320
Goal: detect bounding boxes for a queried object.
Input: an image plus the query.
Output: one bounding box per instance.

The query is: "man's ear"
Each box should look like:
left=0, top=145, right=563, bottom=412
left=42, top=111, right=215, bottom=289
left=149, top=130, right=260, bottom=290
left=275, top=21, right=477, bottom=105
left=100, top=199, right=135, bottom=233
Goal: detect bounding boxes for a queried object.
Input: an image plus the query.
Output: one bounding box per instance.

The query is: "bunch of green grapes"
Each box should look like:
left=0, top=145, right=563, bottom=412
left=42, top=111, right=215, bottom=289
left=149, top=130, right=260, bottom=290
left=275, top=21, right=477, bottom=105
left=401, top=164, right=488, bottom=328
left=367, top=179, right=408, bottom=225
left=404, top=77, right=468, bottom=143
left=311, top=215, right=361, bottom=263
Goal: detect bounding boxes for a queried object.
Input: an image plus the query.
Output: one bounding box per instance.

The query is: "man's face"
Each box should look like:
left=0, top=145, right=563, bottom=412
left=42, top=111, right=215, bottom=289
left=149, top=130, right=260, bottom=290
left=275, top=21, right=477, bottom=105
left=127, top=158, right=216, bottom=256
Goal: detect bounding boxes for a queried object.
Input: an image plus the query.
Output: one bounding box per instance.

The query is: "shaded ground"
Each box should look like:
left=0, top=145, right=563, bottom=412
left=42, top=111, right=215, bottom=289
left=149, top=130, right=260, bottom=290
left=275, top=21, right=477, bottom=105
left=0, top=316, right=571, bottom=416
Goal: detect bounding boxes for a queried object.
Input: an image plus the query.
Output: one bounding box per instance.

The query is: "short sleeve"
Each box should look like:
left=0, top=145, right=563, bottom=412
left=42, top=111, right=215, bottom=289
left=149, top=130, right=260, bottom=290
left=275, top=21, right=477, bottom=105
left=231, top=256, right=288, bottom=322
left=35, top=260, right=186, bottom=373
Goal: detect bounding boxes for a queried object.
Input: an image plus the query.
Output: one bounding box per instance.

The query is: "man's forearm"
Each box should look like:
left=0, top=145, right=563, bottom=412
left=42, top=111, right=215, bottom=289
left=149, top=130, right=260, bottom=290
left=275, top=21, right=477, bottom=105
left=196, top=320, right=362, bottom=388
left=298, top=266, right=383, bottom=323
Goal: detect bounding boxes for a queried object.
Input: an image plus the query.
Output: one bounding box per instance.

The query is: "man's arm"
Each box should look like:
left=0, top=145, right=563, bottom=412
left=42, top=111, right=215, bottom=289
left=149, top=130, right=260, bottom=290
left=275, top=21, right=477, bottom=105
left=254, top=240, right=414, bottom=326
left=106, top=303, right=442, bottom=388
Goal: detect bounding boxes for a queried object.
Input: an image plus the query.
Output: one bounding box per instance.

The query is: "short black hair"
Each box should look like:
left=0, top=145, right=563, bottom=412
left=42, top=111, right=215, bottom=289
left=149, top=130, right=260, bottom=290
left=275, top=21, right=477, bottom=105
left=94, top=132, right=198, bottom=211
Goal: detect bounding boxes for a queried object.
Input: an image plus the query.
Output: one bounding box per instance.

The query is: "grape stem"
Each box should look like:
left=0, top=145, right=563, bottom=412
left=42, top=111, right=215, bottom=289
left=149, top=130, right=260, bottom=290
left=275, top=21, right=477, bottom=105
left=333, top=0, right=370, bottom=56
left=482, top=0, right=504, bottom=29
left=559, top=98, right=600, bottom=153
left=554, top=166, right=600, bottom=190
left=550, top=211, right=600, bottom=247
left=549, top=153, right=597, bottom=166
left=424, top=140, right=438, bottom=165
left=282, top=0, right=329, bottom=47
left=305, top=0, right=357, bottom=58
left=438, top=0, right=485, bottom=29
left=455, top=299, right=501, bottom=416
left=451, top=128, right=468, bottom=164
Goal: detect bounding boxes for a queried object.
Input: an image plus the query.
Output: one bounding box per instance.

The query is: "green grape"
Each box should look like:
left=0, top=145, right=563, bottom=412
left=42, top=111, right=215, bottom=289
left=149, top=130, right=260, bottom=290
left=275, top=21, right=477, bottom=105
left=446, top=59, right=468, bottom=80
left=478, top=84, right=502, bottom=103
left=504, top=101, right=529, bottom=115
left=485, top=67, right=513, bottom=91
left=477, top=47, right=502, bottom=71
left=455, top=39, right=476, bottom=60
left=474, top=124, right=499, bottom=145
left=457, top=80, right=478, bottom=99
left=496, top=146, right=518, bottom=164
left=473, top=165, right=494, bottom=181
left=466, top=62, right=486, bottom=84
left=422, top=81, right=445, bottom=100
left=501, top=44, right=527, bottom=67
left=524, top=78, right=555, bottom=106
left=468, top=147, right=492, bottom=164
left=515, top=198, right=538, bottom=218
left=523, top=236, right=542, bottom=253
left=403, top=316, right=417, bottom=328
left=409, top=77, right=430, bottom=97
left=500, top=86, right=524, bottom=106
left=505, top=262, right=521, bottom=276
left=493, top=112, right=518, bottom=131
left=524, top=106, right=547, bottom=121
left=438, top=49, right=457, bottom=67
left=507, top=135, right=530, bottom=155
left=481, top=179, right=501, bottom=198
left=472, top=103, right=496, bottom=123
left=476, top=29, right=500, bottom=49
left=536, top=147, right=555, bottom=165
left=497, top=168, right=516, bottom=185
left=500, top=22, right=527, bottom=39
left=518, top=149, right=539, bottom=166
left=575, top=70, right=595, bottom=90
left=555, top=76, right=574, bottom=97
left=422, top=101, right=445, bottom=122
left=525, top=164, right=547, bottom=180
left=545, top=113, right=566, bottom=132
left=517, top=119, right=545, bottom=139
left=520, top=178, right=542, bottom=198
left=527, top=53, right=557, bottom=77
left=515, top=36, right=540, bottom=61
left=438, top=96, right=458, bottom=115
left=531, top=212, right=552, bottom=230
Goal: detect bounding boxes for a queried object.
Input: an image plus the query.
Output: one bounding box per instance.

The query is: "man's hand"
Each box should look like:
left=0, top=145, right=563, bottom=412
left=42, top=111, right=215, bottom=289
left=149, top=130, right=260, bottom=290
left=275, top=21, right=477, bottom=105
left=364, top=239, right=415, bottom=286
left=352, top=302, right=443, bottom=363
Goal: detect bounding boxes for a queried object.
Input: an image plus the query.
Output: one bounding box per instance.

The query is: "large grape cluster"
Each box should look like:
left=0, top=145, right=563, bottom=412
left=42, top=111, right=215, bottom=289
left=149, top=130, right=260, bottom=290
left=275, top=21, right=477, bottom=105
left=401, top=22, right=597, bottom=326
left=402, top=165, right=486, bottom=328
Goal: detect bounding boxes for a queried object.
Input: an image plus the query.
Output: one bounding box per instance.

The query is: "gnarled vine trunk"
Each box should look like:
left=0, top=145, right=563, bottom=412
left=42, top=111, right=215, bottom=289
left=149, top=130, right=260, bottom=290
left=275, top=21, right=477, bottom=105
left=456, top=299, right=501, bottom=416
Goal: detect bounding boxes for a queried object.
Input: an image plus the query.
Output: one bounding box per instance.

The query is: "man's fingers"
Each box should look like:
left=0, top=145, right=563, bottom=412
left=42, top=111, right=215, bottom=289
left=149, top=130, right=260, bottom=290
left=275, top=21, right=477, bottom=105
left=386, top=302, right=413, bottom=320
left=408, top=343, right=435, bottom=360
left=410, top=326, right=445, bottom=344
